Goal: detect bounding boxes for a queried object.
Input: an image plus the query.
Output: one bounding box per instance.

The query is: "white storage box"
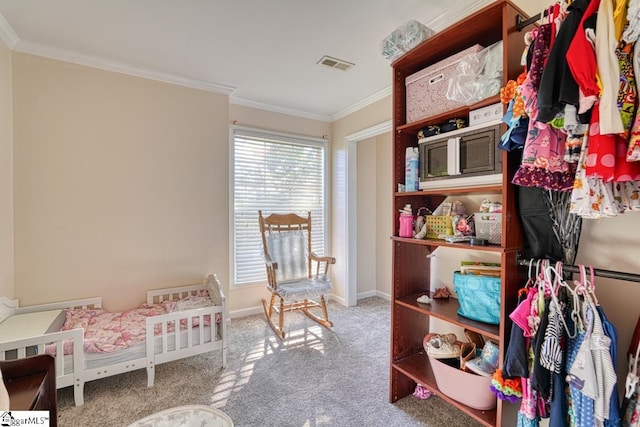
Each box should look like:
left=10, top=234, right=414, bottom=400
left=474, top=212, right=502, bottom=245
left=469, top=103, right=503, bottom=126
left=405, top=44, right=483, bottom=123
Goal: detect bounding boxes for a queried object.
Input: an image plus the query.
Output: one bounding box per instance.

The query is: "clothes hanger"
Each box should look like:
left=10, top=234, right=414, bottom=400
left=544, top=262, right=579, bottom=338
left=572, top=264, right=599, bottom=306
left=587, top=265, right=600, bottom=306
left=626, top=338, right=640, bottom=398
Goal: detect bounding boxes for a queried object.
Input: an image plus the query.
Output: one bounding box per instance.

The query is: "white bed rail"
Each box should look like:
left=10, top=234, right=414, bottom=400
left=147, top=274, right=224, bottom=307
left=0, top=328, right=86, bottom=406
left=145, top=305, right=223, bottom=387
left=147, top=284, right=207, bottom=304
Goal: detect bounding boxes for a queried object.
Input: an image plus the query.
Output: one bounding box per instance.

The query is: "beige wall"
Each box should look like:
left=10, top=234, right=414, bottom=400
left=12, top=53, right=229, bottom=311
left=0, top=38, right=13, bottom=299
left=513, top=0, right=543, bottom=16
left=227, top=104, right=331, bottom=315
left=576, top=213, right=640, bottom=384
left=356, top=137, right=377, bottom=296
left=330, top=97, right=391, bottom=302
left=375, top=132, right=392, bottom=298
left=354, top=132, right=393, bottom=299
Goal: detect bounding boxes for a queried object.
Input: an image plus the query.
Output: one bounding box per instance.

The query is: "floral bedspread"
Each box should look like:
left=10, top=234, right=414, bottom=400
left=48, top=293, right=218, bottom=354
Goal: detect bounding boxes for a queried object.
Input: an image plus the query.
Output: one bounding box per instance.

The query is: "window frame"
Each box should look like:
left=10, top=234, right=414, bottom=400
left=229, top=125, right=330, bottom=288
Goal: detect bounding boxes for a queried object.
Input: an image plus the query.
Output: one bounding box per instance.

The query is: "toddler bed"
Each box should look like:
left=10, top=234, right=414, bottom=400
left=0, top=273, right=227, bottom=406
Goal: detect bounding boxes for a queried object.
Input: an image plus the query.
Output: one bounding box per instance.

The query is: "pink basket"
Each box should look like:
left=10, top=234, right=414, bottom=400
left=428, top=353, right=496, bottom=410
left=405, top=44, right=483, bottom=122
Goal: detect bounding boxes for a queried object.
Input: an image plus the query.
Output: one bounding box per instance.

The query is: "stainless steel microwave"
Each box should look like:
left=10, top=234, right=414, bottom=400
left=418, top=121, right=503, bottom=189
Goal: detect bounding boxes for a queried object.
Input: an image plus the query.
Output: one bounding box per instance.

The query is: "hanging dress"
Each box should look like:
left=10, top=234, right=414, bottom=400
left=566, top=0, right=602, bottom=116
left=596, top=0, right=625, bottom=135
left=623, top=0, right=640, bottom=161
left=536, top=0, right=588, bottom=123
left=512, top=23, right=573, bottom=191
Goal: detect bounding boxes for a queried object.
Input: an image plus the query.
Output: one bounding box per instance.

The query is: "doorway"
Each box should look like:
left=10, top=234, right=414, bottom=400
left=345, top=121, right=391, bottom=306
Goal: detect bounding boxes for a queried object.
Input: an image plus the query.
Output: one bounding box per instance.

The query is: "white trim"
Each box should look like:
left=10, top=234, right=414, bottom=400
left=328, top=293, right=346, bottom=307
left=230, top=96, right=331, bottom=123
left=346, top=120, right=392, bottom=142
left=345, top=120, right=392, bottom=307
left=0, top=13, right=18, bottom=49
left=229, top=306, right=262, bottom=319
left=356, top=290, right=391, bottom=301
left=419, top=173, right=503, bottom=190
left=13, top=39, right=236, bottom=95
left=375, top=291, right=392, bottom=301
left=356, top=290, right=377, bottom=300
left=228, top=125, right=237, bottom=292
left=232, top=124, right=329, bottom=145
left=331, top=86, right=392, bottom=122
left=427, top=0, right=493, bottom=32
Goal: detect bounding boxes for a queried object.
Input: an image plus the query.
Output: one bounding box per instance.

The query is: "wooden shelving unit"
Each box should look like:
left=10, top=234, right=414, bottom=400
left=389, top=2, right=533, bottom=426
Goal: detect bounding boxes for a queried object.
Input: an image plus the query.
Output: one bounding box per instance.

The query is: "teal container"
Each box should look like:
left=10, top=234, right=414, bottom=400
left=453, top=271, right=500, bottom=325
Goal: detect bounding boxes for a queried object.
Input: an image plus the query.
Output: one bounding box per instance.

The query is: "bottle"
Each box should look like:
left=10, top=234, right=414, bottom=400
left=0, top=367, right=9, bottom=410
left=405, top=147, right=419, bottom=191
left=399, top=204, right=414, bottom=238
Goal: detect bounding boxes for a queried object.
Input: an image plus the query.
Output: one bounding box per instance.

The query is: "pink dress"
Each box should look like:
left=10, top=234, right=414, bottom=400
left=512, top=24, right=574, bottom=191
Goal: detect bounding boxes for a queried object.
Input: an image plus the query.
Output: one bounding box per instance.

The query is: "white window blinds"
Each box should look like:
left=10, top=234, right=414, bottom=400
left=232, top=128, right=327, bottom=286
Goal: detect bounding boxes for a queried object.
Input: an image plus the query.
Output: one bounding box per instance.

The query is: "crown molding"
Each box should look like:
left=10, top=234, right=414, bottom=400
left=331, top=86, right=391, bottom=122
left=427, top=0, right=492, bottom=32
left=13, top=39, right=236, bottom=95
left=0, top=13, right=18, bottom=48
left=230, top=96, right=331, bottom=122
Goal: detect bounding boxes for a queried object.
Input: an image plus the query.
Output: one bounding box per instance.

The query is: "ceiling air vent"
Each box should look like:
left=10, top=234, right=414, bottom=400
left=317, top=55, right=355, bottom=71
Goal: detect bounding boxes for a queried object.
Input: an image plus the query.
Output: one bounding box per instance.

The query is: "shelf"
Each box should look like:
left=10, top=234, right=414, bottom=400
left=396, top=294, right=500, bottom=341
left=391, top=236, right=523, bottom=254
left=396, top=95, right=501, bottom=135
left=392, top=353, right=497, bottom=427
left=389, top=2, right=529, bottom=425
left=395, top=184, right=502, bottom=197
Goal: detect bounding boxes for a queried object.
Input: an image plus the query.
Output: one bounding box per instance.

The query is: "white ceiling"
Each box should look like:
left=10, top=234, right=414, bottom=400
left=0, top=0, right=492, bottom=121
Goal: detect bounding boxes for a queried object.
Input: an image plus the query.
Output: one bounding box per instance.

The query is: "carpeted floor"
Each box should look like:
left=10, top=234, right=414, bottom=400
left=57, top=297, right=481, bottom=426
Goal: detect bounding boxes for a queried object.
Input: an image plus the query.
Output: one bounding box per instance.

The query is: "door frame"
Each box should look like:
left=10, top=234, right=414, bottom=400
left=344, top=120, right=392, bottom=306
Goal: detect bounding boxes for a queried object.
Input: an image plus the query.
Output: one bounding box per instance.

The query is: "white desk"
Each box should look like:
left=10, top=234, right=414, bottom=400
left=0, top=310, right=65, bottom=344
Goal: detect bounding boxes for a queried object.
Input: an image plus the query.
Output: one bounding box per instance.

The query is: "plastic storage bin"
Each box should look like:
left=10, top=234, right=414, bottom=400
left=427, top=354, right=497, bottom=410
left=381, top=20, right=434, bottom=62
left=425, top=215, right=453, bottom=239
left=474, top=212, right=502, bottom=244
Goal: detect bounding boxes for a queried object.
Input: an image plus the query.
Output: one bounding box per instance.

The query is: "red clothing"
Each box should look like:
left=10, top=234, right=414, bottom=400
left=566, top=0, right=601, bottom=100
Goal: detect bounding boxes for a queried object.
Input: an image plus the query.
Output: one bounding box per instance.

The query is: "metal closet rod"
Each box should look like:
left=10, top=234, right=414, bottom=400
left=516, top=13, right=543, bottom=31
left=517, top=259, right=640, bottom=283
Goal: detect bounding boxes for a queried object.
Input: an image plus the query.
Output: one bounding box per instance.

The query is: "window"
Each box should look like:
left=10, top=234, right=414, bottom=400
left=231, top=127, right=328, bottom=286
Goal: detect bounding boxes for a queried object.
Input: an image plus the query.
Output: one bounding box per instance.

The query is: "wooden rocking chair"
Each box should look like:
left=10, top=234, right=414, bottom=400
left=258, top=210, right=335, bottom=339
